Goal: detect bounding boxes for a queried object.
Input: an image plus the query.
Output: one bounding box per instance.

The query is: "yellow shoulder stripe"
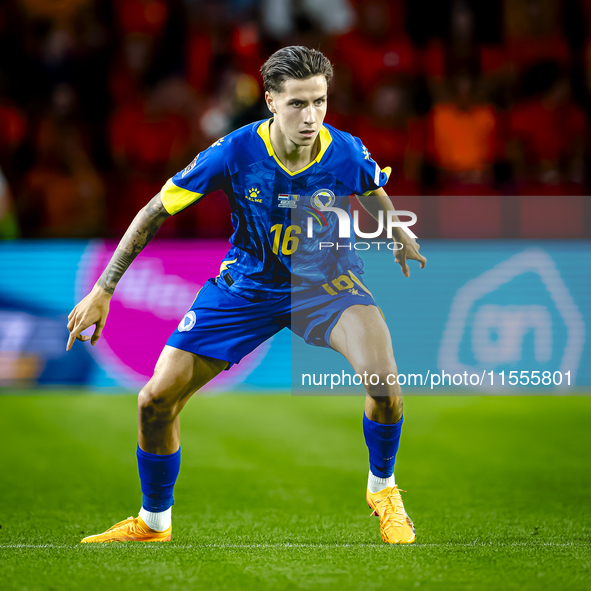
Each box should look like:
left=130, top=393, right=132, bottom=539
left=160, top=178, right=204, bottom=215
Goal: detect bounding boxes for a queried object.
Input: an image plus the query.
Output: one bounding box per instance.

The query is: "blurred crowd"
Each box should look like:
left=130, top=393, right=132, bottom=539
left=0, top=0, right=591, bottom=239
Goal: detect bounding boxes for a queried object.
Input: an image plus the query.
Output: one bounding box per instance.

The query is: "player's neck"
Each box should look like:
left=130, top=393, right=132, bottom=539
left=269, top=120, right=320, bottom=172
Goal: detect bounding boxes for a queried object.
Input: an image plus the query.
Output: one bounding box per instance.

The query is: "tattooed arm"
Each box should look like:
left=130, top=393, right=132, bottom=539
left=96, top=194, right=170, bottom=294
left=66, top=194, right=170, bottom=351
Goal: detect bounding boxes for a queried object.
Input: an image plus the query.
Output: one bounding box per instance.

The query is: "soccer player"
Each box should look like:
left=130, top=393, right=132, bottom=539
left=67, top=46, right=426, bottom=544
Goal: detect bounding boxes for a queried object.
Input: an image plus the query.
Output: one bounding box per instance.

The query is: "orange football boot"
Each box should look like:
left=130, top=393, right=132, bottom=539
left=80, top=516, right=171, bottom=543
left=367, top=485, right=416, bottom=544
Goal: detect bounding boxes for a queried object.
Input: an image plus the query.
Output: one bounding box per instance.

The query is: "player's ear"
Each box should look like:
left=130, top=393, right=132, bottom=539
left=265, top=91, right=276, bottom=114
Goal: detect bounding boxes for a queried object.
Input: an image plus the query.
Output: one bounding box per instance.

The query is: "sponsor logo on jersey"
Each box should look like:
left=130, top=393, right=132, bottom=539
left=178, top=311, right=196, bottom=332
left=310, top=188, right=335, bottom=210
left=278, top=194, right=299, bottom=208
left=181, top=155, right=198, bottom=177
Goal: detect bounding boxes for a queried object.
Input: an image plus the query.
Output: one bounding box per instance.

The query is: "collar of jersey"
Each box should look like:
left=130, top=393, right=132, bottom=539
left=256, top=118, right=332, bottom=176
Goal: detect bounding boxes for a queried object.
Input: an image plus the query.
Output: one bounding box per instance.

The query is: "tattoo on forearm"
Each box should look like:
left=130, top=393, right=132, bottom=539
left=97, top=195, right=170, bottom=295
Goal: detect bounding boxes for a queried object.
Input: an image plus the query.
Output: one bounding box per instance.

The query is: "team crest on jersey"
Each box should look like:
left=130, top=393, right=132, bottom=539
left=246, top=185, right=263, bottom=203
left=181, top=155, right=198, bottom=177
left=178, top=311, right=196, bottom=332
left=278, top=194, right=299, bottom=208
left=310, top=188, right=335, bottom=209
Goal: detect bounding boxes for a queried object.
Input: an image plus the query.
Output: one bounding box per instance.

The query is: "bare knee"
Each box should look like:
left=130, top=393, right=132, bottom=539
left=138, top=385, right=177, bottom=426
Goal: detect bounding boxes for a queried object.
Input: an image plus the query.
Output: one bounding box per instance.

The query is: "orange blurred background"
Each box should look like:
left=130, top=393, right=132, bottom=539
left=0, top=0, right=590, bottom=240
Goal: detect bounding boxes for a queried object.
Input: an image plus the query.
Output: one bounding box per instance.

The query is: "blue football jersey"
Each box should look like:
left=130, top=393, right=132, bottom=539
left=160, top=118, right=389, bottom=300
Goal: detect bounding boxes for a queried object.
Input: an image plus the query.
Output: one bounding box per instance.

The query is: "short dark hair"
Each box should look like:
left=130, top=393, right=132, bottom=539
left=261, top=46, right=333, bottom=94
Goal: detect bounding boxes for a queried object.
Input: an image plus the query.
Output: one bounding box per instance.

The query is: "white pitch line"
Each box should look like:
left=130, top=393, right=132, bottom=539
left=0, top=542, right=584, bottom=550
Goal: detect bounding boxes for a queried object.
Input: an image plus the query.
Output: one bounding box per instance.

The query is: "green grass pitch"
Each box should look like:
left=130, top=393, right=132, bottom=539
left=0, top=393, right=590, bottom=590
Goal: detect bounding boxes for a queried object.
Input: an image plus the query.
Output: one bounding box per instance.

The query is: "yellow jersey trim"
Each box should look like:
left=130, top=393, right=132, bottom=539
left=256, top=119, right=333, bottom=176
left=217, top=258, right=238, bottom=280
left=191, top=285, right=204, bottom=306
left=160, top=178, right=204, bottom=215
left=219, top=258, right=237, bottom=275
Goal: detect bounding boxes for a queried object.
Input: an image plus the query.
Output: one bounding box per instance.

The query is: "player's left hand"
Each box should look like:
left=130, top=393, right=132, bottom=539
left=394, top=238, right=426, bottom=277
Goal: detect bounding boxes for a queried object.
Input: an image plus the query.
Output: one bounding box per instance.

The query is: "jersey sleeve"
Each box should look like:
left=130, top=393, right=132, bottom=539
left=160, top=138, right=228, bottom=215
left=349, top=136, right=390, bottom=196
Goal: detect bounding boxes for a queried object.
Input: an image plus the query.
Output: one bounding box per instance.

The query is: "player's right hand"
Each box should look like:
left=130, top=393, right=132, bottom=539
left=394, top=238, right=427, bottom=278
left=66, top=284, right=112, bottom=351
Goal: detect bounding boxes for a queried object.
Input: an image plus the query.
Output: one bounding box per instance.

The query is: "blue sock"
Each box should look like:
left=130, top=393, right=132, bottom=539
left=137, top=444, right=181, bottom=512
left=363, top=413, right=403, bottom=478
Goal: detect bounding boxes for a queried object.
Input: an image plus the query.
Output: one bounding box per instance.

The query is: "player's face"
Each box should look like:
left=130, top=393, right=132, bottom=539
left=266, top=75, right=328, bottom=147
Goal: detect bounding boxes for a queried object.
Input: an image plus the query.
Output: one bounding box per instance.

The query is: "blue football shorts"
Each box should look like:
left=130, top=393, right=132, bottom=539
left=166, top=271, right=377, bottom=367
